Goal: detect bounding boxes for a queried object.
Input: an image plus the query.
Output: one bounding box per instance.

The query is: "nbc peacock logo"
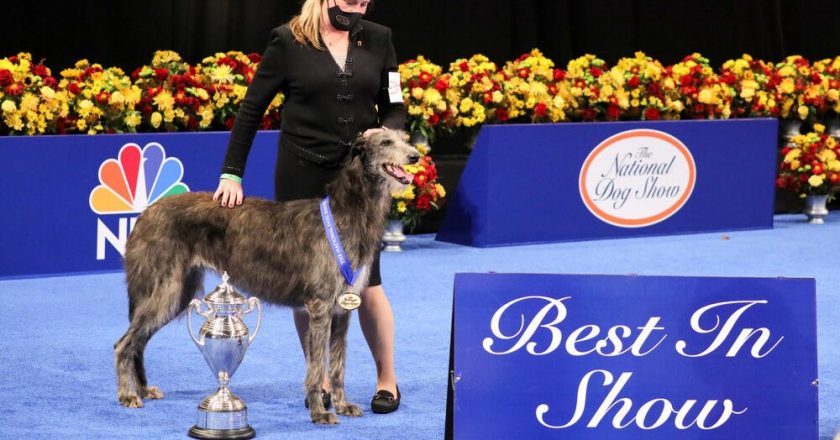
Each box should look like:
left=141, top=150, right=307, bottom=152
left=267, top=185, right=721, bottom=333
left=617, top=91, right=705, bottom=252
left=91, top=142, right=189, bottom=259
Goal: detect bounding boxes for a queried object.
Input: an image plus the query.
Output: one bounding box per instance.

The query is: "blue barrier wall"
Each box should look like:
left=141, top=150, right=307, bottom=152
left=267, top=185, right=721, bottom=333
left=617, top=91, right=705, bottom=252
left=436, top=119, right=778, bottom=247
left=1, top=131, right=279, bottom=278
left=452, top=273, right=817, bottom=439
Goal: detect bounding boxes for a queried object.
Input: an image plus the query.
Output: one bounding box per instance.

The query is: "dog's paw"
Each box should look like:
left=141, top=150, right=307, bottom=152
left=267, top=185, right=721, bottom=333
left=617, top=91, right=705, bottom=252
left=310, top=411, right=339, bottom=425
left=335, top=402, right=363, bottom=417
left=118, top=394, right=144, bottom=408
left=143, top=386, right=164, bottom=400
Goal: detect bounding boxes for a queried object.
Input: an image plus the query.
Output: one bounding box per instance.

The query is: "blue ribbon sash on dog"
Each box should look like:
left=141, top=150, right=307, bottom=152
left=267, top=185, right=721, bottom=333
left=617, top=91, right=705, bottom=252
left=320, top=196, right=363, bottom=286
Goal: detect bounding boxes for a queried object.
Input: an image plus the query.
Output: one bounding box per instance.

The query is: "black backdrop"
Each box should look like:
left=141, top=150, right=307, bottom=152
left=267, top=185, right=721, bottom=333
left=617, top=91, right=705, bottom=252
left=3, top=0, right=840, bottom=71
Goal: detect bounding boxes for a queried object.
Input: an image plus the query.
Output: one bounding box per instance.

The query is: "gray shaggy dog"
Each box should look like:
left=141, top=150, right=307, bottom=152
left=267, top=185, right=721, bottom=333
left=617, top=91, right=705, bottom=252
left=114, top=128, right=419, bottom=424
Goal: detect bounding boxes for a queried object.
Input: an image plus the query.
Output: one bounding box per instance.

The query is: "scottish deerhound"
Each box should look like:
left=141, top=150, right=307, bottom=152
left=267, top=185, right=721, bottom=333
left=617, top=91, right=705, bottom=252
left=114, top=129, right=419, bottom=424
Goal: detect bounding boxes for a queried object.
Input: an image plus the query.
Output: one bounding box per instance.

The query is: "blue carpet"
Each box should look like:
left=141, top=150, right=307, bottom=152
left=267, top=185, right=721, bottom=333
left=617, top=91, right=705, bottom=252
left=0, top=213, right=838, bottom=439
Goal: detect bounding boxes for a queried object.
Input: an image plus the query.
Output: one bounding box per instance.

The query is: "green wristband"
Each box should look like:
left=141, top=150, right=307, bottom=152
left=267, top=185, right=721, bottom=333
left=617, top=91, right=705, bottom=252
left=220, top=173, right=242, bottom=184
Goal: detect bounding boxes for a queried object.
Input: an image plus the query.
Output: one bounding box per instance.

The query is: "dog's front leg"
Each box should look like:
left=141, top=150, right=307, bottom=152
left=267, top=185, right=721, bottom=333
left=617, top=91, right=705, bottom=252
left=304, top=298, right=339, bottom=424
left=329, top=310, right=363, bottom=416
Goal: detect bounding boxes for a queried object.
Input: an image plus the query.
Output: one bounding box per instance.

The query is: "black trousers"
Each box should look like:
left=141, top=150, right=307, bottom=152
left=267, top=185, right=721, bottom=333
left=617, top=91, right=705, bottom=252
left=274, top=137, right=382, bottom=286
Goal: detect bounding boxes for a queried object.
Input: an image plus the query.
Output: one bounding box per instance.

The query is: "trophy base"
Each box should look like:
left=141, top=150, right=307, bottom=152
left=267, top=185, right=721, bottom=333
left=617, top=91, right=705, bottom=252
left=188, top=425, right=255, bottom=440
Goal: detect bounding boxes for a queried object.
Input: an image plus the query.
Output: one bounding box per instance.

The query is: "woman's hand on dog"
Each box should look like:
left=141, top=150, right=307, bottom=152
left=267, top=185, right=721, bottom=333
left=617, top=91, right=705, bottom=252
left=213, top=178, right=244, bottom=208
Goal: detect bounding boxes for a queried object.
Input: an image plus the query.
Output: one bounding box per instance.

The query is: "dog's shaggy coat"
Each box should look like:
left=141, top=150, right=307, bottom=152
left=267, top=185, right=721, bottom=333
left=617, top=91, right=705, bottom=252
left=114, top=129, right=418, bottom=424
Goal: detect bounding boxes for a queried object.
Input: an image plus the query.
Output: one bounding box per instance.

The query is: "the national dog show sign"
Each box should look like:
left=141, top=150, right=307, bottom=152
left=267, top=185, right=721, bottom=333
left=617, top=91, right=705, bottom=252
left=450, top=273, right=817, bottom=439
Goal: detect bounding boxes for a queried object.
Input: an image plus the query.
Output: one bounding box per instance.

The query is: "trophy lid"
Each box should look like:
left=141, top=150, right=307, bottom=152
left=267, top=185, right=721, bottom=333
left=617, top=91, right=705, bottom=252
left=203, top=272, right=248, bottom=306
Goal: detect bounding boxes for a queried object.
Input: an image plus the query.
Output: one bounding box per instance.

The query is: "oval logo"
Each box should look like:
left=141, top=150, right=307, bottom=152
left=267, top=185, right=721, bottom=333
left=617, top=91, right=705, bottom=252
left=336, top=15, right=350, bottom=25
left=579, top=129, right=696, bottom=228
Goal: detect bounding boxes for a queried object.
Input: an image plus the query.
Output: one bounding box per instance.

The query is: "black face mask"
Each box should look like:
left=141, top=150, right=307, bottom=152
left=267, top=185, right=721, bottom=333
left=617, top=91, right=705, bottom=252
left=328, top=0, right=363, bottom=31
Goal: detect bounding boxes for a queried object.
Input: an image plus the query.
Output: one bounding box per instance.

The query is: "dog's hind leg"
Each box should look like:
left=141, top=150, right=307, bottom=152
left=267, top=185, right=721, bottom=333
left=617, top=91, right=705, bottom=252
left=115, top=267, right=198, bottom=407
left=304, top=298, right=339, bottom=424
left=328, top=310, right=362, bottom=417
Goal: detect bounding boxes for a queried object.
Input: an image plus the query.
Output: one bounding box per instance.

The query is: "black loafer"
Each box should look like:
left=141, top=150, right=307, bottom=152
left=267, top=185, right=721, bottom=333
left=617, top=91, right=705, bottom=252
left=371, top=385, right=400, bottom=414
left=304, top=388, right=332, bottom=410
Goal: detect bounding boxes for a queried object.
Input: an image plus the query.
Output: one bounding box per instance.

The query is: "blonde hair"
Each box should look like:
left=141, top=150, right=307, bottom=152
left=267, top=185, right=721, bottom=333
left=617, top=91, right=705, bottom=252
left=289, top=0, right=325, bottom=50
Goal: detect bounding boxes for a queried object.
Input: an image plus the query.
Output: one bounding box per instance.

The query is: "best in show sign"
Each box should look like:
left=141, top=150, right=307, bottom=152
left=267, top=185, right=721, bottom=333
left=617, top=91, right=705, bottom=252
left=450, top=273, right=817, bottom=439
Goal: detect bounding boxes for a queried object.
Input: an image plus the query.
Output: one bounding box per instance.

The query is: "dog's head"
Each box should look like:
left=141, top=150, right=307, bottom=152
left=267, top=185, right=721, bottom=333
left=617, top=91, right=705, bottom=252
left=356, top=128, right=421, bottom=192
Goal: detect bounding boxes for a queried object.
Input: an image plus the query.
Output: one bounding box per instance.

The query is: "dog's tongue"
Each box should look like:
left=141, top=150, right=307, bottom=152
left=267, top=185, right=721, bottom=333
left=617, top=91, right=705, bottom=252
left=392, top=165, right=413, bottom=181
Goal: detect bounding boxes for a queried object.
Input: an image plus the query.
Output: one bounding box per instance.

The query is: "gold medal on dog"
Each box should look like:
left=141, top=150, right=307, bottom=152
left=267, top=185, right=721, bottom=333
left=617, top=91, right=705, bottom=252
left=338, top=292, right=362, bottom=310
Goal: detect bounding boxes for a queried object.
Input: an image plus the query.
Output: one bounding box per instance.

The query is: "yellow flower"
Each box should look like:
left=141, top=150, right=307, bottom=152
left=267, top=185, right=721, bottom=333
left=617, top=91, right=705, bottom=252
left=1, top=100, right=16, bottom=113
left=151, top=111, right=163, bottom=128
left=40, top=87, right=55, bottom=100
left=397, top=201, right=407, bottom=213
left=813, top=123, right=825, bottom=134
left=125, top=112, right=141, bottom=128
left=780, top=78, right=795, bottom=94
left=797, top=105, right=809, bottom=120
left=210, top=64, right=235, bottom=84
left=109, top=91, right=125, bottom=107
left=154, top=90, right=175, bottom=111
left=435, top=183, right=446, bottom=198
left=808, top=174, right=825, bottom=187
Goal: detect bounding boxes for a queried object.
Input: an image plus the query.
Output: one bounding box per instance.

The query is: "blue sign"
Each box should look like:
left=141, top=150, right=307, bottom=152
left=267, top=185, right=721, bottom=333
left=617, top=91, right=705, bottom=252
left=436, top=119, right=778, bottom=247
left=1, top=131, right=280, bottom=278
left=451, top=273, right=817, bottom=439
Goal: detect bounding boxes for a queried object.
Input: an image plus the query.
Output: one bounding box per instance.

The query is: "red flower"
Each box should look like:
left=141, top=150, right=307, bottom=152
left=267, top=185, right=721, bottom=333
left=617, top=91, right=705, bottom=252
left=580, top=108, right=598, bottom=121
left=32, top=64, right=49, bottom=78
left=459, top=61, right=469, bottom=72
left=418, top=72, right=433, bottom=88
left=247, top=53, right=262, bottom=64
left=644, top=107, right=661, bottom=120
left=4, top=83, right=23, bottom=96
left=627, top=76, right=640, bottom=88
left=416, top=195, right=430, bottom=210
left=429, top=113, right=439, bottom=126
left=154, top=68, right=169, bottom=81
left=553, top=68, right=565, bottom=81
left=0, top=69, right=12, bottom=86
left=483, top=92, right=493, bottom=104
left=96, top=91, right=110, bottom=105
left=43, top=76, right=57, bottom=88
left=518, top=67, right=530, bottom=79
left=225, top=117, right=236, bottom=130
left=434, top=78, right=448, bottom=92
left=534, top=102, right=547, bottom=117
left=548, top=84, right=558, bottom=96
left=590, top=67, right=603, bottom=77
left=496, top=107, right=509, bottom=122
left=607, top=103, right=620, bottom=120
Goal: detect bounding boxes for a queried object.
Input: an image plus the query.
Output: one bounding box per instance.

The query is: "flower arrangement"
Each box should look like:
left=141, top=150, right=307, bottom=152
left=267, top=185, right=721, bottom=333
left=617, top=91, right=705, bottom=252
left=447, top=54, right=504, bottom=127
left=399, top=56, right=455, bottom=142
left=770, top=55, right=825, bottom=121
left=498, top=49, right=566, bottom=123
left=663, top=53, right=729, bottom=119
left=389, top=142, right=446, bottom=230
left=813, top=56, right=840, bottom=118
left=198, top=51, right=283, bottom=130
left=0, top=53, right=66, bottom=135
left=605, top=51, right=667, bottom=121
left=777, top=124, right=840, bottom=196
left=132, top=50, right=214, bottom=131
left=563, top=54, right=609, bottom=121
left=719, top=54, right=778, bottom=118
left=58, top=60, right=142, bottom=134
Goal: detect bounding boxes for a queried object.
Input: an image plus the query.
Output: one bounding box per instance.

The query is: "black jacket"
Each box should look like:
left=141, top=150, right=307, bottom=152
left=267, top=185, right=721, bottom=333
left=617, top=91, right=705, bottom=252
left=222, top=20, right=407, bottom=175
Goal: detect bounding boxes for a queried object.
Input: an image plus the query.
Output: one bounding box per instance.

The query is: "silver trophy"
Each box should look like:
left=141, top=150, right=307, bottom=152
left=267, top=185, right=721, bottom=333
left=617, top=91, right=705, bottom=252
left=187, top=272, right=261, bottom=440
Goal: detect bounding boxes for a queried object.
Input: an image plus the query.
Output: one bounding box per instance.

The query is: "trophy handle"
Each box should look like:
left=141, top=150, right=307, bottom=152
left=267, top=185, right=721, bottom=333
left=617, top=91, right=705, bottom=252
left=187, top=299, right=206, bottom=347
left=245, top=297, right=262, bottom=344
